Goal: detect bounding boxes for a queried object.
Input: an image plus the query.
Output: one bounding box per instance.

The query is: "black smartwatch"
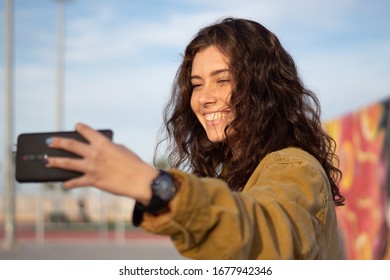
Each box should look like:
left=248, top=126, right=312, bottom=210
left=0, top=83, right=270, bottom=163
left=132, top=169, right=176, bottom=226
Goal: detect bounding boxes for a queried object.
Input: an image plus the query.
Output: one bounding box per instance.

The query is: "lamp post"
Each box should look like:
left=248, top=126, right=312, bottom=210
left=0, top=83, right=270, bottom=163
left=51, top=0, right=66, bottom=231
left=56, top=0, right=65, bottom=131
left=36, top=0, right=67, bottom=243
left=2, top=0, right=16, bottom=250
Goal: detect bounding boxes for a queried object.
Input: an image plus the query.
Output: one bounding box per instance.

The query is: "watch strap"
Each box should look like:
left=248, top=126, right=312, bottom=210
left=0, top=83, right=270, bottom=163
left=132, top=201, right=145, bottom=227
left=132, top=193, right=170, bottom=227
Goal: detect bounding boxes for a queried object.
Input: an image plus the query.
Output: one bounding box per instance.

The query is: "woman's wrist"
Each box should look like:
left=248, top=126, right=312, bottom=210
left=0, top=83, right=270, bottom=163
left=131, top=166, right=159, bottom=206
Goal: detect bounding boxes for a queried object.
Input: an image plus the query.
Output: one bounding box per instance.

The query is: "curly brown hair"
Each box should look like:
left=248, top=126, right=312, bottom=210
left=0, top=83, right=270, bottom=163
left=159, top=17, right=345, bottom=206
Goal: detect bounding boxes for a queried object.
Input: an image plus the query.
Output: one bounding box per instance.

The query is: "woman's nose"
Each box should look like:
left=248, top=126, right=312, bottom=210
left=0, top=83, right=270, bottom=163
left=198, top=85, right=217, bottom=106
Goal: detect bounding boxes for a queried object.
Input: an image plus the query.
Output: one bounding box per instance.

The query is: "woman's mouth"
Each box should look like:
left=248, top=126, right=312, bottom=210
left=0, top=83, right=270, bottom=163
left=204, top=111, right=231, bottom=124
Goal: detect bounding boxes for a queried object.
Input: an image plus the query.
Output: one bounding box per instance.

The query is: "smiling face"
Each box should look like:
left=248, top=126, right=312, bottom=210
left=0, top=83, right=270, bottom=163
left=190, top=46, right=234, bottom=142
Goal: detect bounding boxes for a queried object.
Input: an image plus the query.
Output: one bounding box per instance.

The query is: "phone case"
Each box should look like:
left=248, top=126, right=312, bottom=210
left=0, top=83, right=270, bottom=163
left=15, top=129, right=113, bottom=183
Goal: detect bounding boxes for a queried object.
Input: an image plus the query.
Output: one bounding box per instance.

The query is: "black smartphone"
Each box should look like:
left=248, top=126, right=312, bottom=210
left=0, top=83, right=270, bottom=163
left=15, top=129, right=113, bottom=183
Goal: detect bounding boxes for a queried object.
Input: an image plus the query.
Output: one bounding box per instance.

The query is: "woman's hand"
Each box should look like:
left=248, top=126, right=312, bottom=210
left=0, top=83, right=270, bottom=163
left=46, top=123, right=158, bottom=205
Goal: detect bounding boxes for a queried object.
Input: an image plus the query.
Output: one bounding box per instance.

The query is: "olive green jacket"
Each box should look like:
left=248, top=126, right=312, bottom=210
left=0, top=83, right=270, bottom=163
left=140, top=147, right=343, bottom=259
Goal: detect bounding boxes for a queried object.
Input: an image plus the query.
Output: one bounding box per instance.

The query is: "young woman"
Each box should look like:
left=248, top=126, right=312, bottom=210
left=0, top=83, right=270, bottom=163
left=46, top=17, right=345, bottom=259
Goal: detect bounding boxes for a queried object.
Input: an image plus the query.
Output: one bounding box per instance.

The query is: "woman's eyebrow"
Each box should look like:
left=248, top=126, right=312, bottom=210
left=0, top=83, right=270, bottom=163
left=210, top=68, right=229, bottom=77
left=191, top=68, right=230, bottom=80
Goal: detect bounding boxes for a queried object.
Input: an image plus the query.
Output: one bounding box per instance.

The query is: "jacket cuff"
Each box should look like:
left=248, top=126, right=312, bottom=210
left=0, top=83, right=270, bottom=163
left=132, top=201, right=144, bottom=227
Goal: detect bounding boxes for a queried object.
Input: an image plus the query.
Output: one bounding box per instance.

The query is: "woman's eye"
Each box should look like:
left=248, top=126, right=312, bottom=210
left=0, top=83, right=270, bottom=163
left=192, top=84, right=201, bottom=90
left=218, top=79, right=230, bottom=85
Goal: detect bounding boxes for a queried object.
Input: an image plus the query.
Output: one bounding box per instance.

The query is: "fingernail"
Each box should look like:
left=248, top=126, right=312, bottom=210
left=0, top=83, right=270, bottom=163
left=45, top=138, right=53, bottom=145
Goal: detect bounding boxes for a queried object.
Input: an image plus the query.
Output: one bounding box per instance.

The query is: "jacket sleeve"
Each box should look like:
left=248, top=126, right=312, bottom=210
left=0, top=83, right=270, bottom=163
left=139, top=149, right=336, bottom=259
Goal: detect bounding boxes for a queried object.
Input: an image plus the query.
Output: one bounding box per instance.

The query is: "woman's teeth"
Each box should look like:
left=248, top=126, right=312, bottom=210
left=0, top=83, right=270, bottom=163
left=204, top=112, right=228, bottom=121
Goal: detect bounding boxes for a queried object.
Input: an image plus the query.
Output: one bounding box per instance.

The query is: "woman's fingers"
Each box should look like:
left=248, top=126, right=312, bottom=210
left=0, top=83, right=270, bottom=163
left=47, top=123, right=111, bottom=158
left=48, top=136, right=90, bottom=158
left=46, top=156, right=87, bottom=173
left=44, top=123, right=156, bottom=201
left=62, top=175, right=91, bottom=189
left=46, top=123, right=114, bottom=189
left=75, top=123, right=109, bottom=145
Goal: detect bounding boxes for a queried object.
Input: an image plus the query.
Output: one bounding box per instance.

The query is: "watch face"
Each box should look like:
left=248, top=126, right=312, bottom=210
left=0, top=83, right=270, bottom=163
left=153, top=171, right=176, bottom=201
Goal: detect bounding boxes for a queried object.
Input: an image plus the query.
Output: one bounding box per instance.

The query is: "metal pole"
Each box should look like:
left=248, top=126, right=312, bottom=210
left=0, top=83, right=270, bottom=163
left=56, top=0, right=65, bottom=131
left=51, top=0, right=66, bottom=232
left=39, top=0, right=66, bottom=242
left=2, top=0, right=16, bottom=250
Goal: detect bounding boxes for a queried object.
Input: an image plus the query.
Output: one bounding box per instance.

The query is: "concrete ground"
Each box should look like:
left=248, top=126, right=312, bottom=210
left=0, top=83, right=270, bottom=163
left=0, top=230, right=186, bottom=260
left=0, top=240, right=185, bottom=260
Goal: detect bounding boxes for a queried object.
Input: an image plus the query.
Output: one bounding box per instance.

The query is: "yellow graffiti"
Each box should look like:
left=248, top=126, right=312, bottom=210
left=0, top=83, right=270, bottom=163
left=340, top=141, right=354, bottom=191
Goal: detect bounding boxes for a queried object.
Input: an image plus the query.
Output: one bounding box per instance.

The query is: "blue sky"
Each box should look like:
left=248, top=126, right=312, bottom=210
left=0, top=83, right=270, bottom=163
left=1, top=0, right=390, bottom=193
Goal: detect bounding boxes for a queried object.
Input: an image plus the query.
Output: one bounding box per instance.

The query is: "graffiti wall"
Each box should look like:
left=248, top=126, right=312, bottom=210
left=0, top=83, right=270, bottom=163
left=324, top=98, right=390, bottom=259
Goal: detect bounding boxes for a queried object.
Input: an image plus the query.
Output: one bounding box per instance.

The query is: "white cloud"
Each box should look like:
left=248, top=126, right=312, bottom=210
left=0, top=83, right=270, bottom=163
left=65, top=11, right=203, bottom=64
left=63, top=0, right=364, bottom=66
